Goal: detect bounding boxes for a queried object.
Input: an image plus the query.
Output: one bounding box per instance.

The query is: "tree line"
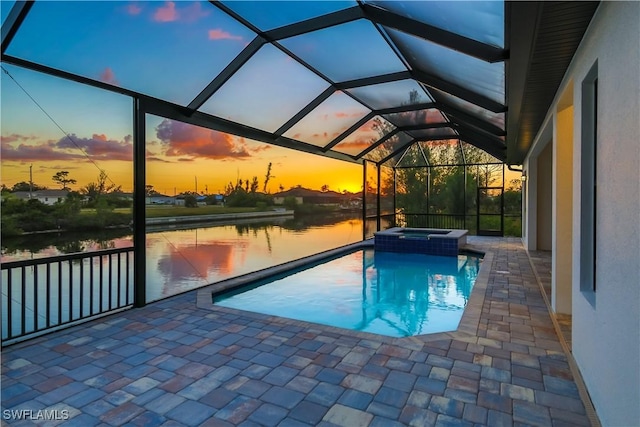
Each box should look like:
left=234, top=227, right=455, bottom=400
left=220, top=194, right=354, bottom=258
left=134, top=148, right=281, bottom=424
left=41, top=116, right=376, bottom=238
left=1, top=171, right=131, bottom=236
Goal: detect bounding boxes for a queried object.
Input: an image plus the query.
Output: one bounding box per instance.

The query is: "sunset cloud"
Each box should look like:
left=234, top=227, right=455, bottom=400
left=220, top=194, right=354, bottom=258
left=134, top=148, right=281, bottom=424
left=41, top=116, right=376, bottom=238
left=0, top=134, right=37, bottom=144
left=182, top=2, right=210, bottom=22
left=1, top=133, right=133, bottom=163
left=155, top=119, right=251, bottom=160
left=99, top=67, right=118, bottom=85
left=126, top=3, right=142, bottom=15
left=208, top=29, right=243, bottom=41
left=55, top=134, right=133, bottom=161
left=336, top=139, right=372, bottom=151
left=153, top=1, right=178, bottom=22
left=147, top=156, right=171, bottom=163
left=1, top=140, right=81, bottom=162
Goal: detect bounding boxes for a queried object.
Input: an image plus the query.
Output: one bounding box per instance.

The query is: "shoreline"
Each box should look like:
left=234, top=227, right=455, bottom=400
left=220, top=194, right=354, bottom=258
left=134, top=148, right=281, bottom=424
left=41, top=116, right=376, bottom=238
left=145, top=209, right=294, bottom=225
left=11, top=210, right=295, bottom=236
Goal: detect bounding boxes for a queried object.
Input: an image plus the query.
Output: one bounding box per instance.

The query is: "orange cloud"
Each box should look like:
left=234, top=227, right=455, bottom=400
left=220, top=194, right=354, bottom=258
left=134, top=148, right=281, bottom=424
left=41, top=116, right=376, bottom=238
left=99, top=67, right=118, bottom=85
left=337, top=139, right=372, bottom=150
left=154, top=1, right=178, bottom=22
left=208, top=29, right=243, bottom=41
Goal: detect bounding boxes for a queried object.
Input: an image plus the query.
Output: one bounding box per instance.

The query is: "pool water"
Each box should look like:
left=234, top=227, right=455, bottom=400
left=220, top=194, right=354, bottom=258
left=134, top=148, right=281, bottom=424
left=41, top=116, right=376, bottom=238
left=214, top=249, right=481, bottom=337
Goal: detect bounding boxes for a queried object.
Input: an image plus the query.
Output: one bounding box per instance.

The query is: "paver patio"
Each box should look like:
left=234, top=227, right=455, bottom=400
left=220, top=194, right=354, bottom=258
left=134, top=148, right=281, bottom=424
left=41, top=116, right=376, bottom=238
left=1, top=237, right=595, bottom=426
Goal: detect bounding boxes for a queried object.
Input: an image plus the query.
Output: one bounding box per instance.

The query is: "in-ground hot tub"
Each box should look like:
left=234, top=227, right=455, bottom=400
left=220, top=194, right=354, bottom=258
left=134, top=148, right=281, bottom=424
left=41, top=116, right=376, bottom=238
left=374, top=227, right=468, bottom=256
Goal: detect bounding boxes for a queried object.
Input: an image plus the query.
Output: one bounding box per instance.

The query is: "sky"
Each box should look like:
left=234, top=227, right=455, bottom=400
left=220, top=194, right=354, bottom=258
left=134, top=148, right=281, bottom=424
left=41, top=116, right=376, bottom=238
left=0, top=1, right=512, bottom=195
left=0, top=1, right=365, bottom=194
left=0, top=59, right=364, bottom=194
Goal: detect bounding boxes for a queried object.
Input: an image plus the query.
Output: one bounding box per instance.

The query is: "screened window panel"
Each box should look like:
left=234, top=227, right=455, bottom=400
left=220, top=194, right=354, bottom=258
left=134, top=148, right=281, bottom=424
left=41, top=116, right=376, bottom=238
left=385, top=28, right=505, bottom=105
left=283, top=91, right=370, bottom=147
left=364, top=132, right=413, bottom=162
left=408, top=128, right=458, bottom=140
left=279, top=20, right=407, bottom=83
left=421, top=140, right=464, bottom=165
left=333, top=116, right=396, bottom=156
left=199, top=44, right=330, bottom=133
left=1, top=0, right=16, bottom=26
left=367, top=1, right=504, bottom=48
left=365, top=160, right=378, bottom=217
left=429, top=87, right=505, bottom=131
left=379, top=165, right=395, bottom=215
left=461, top=142, right=502, bottom=164
left=396, top=143, right=428, bottom=167
left=221, top=1, right=357, bottom=31
left=1, top=63, right=134, bottom=193
left=6, top=1, right=256, bottom=106
left=346, top=80, right=431, bottom=110
left=383, top=108, right=447, bottom=128
left=385, top=149, right=407, bottom=167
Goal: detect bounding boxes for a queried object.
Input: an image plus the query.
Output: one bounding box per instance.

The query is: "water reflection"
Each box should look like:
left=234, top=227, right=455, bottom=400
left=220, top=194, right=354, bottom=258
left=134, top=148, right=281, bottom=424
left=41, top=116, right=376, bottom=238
left=1, top=214, right=364, bottom=339
left=1, top=228, right=133, bottom=262
left=216, top=249, right=480, bottom=337
left=147, top=214, right=362, bottom=301
left=1, top=214, right=363, bottom=303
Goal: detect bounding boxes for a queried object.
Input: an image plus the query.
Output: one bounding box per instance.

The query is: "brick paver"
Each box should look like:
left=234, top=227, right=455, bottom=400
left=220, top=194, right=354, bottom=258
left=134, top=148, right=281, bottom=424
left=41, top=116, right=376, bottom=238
left=0, top=237, right=593, bottom=426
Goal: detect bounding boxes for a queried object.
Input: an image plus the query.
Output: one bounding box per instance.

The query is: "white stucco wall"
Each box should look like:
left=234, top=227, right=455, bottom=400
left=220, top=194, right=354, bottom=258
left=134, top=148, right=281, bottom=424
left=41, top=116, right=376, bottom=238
left=536, top=142, right=553, bottom=251
left=566, top=3, right=640, bottom=426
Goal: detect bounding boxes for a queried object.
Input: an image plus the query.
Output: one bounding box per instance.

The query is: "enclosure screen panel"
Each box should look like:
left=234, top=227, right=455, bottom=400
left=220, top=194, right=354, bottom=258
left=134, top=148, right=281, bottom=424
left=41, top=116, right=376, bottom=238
left=280, top=20, right=407, bottom=82
left=6, top=1, right=256, bottom=106
left=199, top=44, right=330, bottom=132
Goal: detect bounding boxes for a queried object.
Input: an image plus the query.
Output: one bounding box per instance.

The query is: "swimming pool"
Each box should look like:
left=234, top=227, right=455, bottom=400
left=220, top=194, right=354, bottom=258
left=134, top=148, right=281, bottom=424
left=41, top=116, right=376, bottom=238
left=213, top=248, right=481, bottom=338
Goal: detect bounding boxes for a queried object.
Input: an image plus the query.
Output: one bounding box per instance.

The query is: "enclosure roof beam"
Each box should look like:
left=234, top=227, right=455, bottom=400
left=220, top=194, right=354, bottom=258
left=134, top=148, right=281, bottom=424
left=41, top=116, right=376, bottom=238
left=362, top=3, right=508, bottom=63
left=1, top=1, right=32, bottom=54
left=374, top=102, right=437, bottom=116
left=355, top=128, right=401, bottom=159
left=323, top=111, right=376, bottom=152
left=377, top=137, right=417, bottom=165
left=412, top=69, right=506, bottom=114
left=264, top=6, right=365, bottom=41
left=274, top=87, right=336, bottom=137
left=187, top=36, right=265, bottom=111
left=335, top=71, right=412, bottom=90
left=438, top=104, right=506, bottom=136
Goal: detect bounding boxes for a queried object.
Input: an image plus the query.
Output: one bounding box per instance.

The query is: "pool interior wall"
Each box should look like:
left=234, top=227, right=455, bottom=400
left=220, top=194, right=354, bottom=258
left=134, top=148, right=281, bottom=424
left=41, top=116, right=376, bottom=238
left=210, top=245, right=481, bottom=338
left=197, top=240, right=491, bottom=341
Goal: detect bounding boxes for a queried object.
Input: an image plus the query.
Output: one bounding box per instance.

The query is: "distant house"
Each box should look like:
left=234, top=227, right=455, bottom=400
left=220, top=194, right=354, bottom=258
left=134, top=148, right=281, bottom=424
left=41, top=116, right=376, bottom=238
left=272, top=187, right=345, bottom=206
left=210, top=194, right=225, bottom=206
left=146, top=194, right=175, bottom=205
left=11, top=189, right=69, bottom=205
left=111, top=191, right=133, bottom=201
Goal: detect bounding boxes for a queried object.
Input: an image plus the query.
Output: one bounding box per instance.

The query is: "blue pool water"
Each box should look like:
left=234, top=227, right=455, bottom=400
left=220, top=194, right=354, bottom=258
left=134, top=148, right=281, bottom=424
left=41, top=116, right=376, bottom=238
left=214, top=249, right=481, bottom=337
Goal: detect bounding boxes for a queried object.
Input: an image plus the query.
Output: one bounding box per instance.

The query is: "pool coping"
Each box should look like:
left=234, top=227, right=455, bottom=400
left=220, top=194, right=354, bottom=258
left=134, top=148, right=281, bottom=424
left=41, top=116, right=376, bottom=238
left=196, top=241, right=492, bottom=348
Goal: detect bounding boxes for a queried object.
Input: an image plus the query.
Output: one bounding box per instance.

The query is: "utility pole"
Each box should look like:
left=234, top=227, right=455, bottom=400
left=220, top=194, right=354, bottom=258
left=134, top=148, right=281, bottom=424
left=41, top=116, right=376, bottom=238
left=195, top=176, right=198, bottom=194
left=29, top=164, right=33, bottom=199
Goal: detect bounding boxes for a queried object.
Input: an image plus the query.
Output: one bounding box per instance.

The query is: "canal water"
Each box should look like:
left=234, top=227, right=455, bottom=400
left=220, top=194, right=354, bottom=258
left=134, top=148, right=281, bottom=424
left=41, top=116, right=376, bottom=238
left=1, top=214, right=363, bottom=302
left=2, top=214, right=364, bottom=339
